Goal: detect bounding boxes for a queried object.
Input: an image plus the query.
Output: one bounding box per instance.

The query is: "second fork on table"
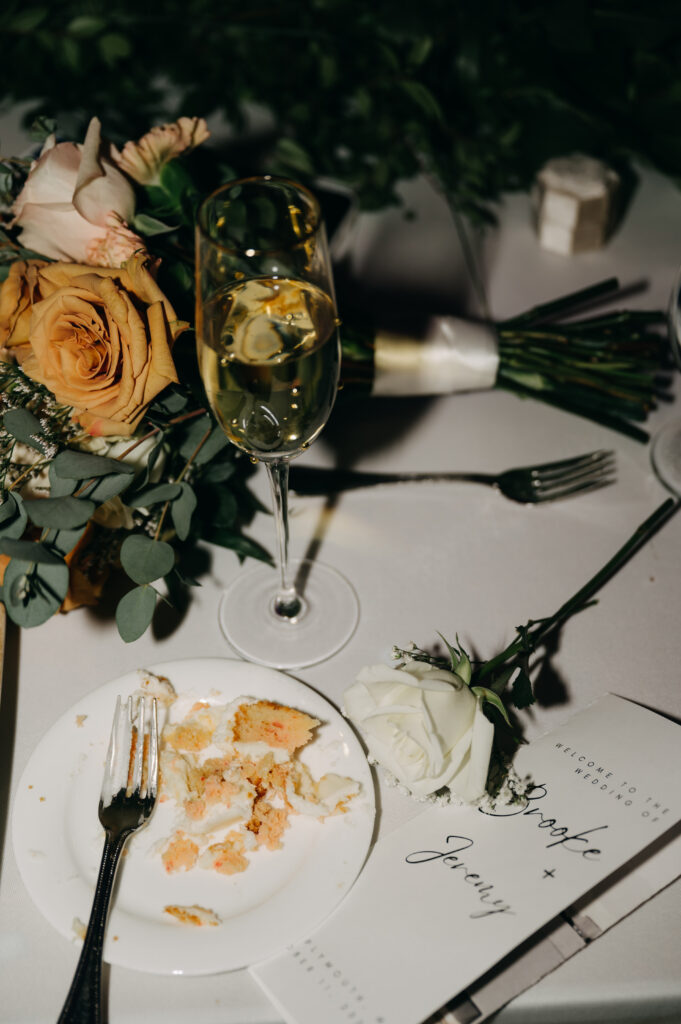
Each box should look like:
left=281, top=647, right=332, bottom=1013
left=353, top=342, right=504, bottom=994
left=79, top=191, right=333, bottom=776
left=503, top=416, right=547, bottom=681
left=288, top=450, right=616, bottom=505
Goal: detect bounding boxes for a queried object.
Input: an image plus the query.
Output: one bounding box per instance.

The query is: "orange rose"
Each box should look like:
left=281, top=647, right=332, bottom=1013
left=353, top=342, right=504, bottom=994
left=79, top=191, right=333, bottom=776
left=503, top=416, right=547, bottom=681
left=0, top=256, right=184, bottom=436
left=0, top=259, right=48, bottom=349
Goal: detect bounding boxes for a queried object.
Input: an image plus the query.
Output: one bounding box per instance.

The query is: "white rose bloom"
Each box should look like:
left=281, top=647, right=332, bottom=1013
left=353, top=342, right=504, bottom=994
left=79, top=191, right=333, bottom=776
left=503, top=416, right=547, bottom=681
left=343, top=660, right=494, bottom=803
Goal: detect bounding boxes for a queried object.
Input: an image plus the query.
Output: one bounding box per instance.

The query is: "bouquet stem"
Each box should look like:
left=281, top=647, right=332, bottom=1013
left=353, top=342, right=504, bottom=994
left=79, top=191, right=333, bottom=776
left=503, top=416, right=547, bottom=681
left=477, top=497, right=679, bottom=685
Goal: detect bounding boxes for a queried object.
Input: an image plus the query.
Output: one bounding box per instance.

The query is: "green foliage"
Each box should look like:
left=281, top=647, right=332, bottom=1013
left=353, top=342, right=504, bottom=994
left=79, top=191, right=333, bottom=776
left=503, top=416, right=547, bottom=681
left=24, top=495, right=95, bottom=529
left=0, top=357, right=269, bottom=641
left=391, top=495, right=678, bottom=770
left=3, top=2, right=681, bottom=218
left=2, top=557, right=69, bottom=626
left=115, top=584, right=158, bottom=642
left=119, top=534, right=175, bottom=584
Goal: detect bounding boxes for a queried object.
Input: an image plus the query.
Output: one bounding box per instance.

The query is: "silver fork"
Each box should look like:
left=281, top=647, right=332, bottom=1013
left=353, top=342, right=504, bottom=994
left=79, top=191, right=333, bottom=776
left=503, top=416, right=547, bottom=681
left=58, top=695, right=158, bottom=1024
left=289, top=450, right=616, bottom=504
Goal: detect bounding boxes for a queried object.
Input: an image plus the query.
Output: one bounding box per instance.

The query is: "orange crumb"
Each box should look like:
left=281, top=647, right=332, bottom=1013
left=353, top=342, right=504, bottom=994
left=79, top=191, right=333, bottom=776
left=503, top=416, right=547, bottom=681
left=165, top=721, right=214, bottom=752
left=247, top=797, right=290, bottom=850
left=203, top=834, right=250, bottom=875
left=164, top=904, right=220, bottom=927
left=162, top=833, right=199, bottom=874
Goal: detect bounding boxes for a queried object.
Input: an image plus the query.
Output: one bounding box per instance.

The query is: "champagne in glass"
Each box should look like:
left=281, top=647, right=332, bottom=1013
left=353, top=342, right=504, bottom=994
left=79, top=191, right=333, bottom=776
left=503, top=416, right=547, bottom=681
left=195, top=177, right=358, bottom=666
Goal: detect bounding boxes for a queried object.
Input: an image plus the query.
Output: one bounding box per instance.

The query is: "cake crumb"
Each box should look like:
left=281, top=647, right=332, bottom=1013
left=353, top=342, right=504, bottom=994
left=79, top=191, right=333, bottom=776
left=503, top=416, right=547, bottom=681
left=164, top=904, right=221, bottom=927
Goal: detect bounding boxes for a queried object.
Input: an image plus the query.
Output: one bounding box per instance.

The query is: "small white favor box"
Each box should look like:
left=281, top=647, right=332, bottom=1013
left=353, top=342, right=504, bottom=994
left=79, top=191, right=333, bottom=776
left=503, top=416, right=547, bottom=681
left=534, top=154, right=620, bottom=255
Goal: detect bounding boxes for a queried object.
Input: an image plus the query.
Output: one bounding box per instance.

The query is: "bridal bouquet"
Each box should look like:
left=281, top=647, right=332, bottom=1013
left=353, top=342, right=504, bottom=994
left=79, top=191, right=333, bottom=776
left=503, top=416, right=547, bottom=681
left=0, top=115, right=270, bottom=640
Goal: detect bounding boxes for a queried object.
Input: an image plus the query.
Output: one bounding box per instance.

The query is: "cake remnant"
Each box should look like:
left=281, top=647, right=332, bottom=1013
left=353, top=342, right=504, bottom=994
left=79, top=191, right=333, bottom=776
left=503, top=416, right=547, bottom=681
left=157, top=695, right=360, bottom=878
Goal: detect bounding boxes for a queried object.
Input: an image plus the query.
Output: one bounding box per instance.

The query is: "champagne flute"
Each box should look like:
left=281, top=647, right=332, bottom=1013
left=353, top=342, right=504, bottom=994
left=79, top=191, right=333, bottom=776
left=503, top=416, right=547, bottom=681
left=195, top=176, right=359, bottom=668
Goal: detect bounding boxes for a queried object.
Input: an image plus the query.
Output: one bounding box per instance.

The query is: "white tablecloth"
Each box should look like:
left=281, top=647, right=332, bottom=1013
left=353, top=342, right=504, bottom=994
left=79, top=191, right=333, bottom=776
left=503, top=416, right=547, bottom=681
left=2, top=146, right=681, bottom=1024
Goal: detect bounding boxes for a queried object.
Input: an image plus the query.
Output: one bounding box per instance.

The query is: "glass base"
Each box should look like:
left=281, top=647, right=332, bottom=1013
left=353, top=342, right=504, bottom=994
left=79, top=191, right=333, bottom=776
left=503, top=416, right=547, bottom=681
left=218, top=558, right=359, bottom=670
left=651, top=418, right=681, bottom=496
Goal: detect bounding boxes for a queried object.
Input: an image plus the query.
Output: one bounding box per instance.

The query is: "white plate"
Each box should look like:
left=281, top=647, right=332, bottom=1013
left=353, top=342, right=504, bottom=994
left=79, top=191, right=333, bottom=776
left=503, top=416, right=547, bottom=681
left=11, top=658, right=375, bottom=976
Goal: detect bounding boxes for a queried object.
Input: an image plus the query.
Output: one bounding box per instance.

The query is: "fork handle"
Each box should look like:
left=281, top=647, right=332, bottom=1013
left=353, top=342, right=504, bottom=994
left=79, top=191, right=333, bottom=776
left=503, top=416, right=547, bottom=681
left=289, top=465, right=494, bottom=494
left=57, top=830, right=129, bottom=1024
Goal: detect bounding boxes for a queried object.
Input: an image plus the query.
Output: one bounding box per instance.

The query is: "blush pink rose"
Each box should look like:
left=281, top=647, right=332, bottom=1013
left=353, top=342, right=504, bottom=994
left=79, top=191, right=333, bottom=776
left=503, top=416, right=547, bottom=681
left=11, top=117, right=138, bottom=265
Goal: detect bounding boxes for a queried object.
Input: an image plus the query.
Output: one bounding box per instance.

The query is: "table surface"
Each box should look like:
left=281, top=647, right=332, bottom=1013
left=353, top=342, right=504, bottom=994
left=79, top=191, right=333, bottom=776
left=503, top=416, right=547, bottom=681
left=2, top=116, right=681, bottom=1024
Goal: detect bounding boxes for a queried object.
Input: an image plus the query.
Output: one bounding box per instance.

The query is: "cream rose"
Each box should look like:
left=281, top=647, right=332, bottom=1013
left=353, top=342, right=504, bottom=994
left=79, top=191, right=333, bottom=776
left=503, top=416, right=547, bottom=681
left=343, top=661, right=494, bottom=803
left=11, top=117, right=139, bottom=265
left=0, top=257, right=183, bottom=436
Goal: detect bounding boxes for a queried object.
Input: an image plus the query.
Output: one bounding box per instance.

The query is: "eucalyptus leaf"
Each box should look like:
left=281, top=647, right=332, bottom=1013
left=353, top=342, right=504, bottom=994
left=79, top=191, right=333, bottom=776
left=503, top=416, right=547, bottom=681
left=127, top=483, right=182, bottom=508
left=154, top=389, right=188, bottom=415
left=48, top=463, right=76, bottom=497
left=3, top=558, right=69, bottom=627
left=0, top=492, right=21, bottom=525
left=206, top=528, right=272, bottom=564
left=52, top=450, right=135, bottom=479
left=43, top=526, right=87, bottom=557
left=0, top=538, right=65, bottom=565
left=115, top=585, right=157, bottom=642
left=179, top=416, right=228, bottom=464
left=135, top=436, right=166, bottom=489
left=120, top=534, right=175, bottom=584
left=78, top=472, right=134, bottom=504
left=171, top=483, right=197, bottom=541
left=202, top=460, right=236, bottom=483
left=24, top=496, right=95, bottom=529
left=3, top=408, right=47, bottom=451
left=0, top=492, right=28, bottom=540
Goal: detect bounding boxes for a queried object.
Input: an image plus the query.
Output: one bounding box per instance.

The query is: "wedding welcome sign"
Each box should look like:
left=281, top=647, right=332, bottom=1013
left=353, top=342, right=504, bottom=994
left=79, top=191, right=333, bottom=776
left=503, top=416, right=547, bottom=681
left=252, top=695, right=681, bottom=1024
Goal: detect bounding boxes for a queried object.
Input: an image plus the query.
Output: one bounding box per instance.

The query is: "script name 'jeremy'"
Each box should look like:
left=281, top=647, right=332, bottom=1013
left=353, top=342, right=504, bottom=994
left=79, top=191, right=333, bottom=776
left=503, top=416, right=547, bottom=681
left=405, top=835, right=514, bottom=918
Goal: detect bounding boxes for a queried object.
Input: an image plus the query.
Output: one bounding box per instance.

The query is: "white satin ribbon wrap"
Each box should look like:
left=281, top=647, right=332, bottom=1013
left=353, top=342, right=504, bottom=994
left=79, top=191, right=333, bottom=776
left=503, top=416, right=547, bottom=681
left=372, top=316, right=499, bottom=396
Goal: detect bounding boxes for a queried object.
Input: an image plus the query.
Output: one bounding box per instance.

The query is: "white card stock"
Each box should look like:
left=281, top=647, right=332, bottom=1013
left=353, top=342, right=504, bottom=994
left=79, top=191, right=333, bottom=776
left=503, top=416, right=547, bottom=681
left=252, top=695, right=681, bottom=1024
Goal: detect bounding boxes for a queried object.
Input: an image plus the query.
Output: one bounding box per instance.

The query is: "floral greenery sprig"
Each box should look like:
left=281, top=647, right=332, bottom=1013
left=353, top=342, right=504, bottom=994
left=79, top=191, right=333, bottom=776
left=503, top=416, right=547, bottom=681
left=380, top=497, right=680, bottom=801
left=343, top=498, right=678, bottom=806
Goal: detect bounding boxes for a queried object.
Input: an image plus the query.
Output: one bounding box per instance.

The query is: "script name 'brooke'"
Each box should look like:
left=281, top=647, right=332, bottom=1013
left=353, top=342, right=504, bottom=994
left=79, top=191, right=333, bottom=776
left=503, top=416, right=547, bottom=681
left=481, top=783, right=607, bottom=859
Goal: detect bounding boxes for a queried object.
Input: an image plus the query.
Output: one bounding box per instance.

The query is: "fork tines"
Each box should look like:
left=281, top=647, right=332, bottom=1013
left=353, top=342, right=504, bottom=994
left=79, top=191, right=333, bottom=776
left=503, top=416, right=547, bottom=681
left=101, top=695, right=158, bottom=808
left=531, top=449, right=616, bottom=501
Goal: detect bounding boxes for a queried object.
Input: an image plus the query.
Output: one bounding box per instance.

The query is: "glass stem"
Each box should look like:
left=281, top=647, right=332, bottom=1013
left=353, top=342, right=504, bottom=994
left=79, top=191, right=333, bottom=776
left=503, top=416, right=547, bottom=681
left=265, top=459, right=303, bottom=620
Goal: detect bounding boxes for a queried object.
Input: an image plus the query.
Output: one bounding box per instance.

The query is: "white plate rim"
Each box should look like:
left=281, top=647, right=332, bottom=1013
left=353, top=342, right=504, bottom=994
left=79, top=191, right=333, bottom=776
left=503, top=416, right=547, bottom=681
left=11, top=657, right=376, bottom=976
